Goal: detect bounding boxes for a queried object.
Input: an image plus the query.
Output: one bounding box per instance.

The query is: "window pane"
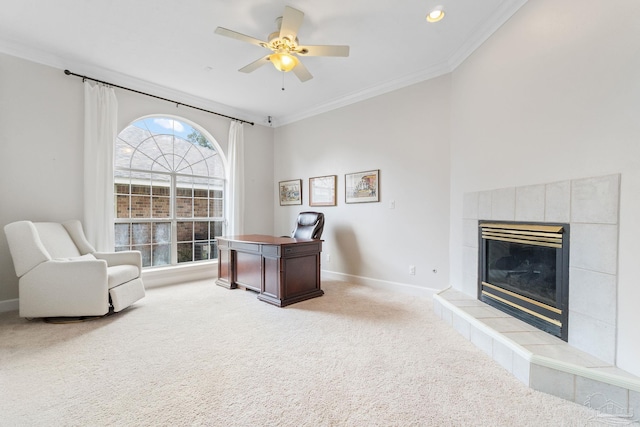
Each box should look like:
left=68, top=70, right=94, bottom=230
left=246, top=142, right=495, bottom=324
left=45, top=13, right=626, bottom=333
left=153, top=222, right=171, bottom=244
left=115, top=223, right=131, bottom=247
left=178, top=242, right=192, bottom=263
left=133, top=245, right=151, bottom=267
left=176, top=197, right=193, bottom=217
left=132, top=223, right=151, bottom=245
left=194, top=198, right=208, bottom=217
left=210, top=199, right=223, bottom=218
left=116, top=195, right=130, bottom=218
left=194, top=222, right=208, bottom=240
left=152, top=196, right=170, bottom=218
left=177, top=221, right=193, bottom=242
left=194, top=242, right=210, bottom=261
left=131, top=195, right=151, bottom=218
left=152, top=244, right=171, bottom=266
left=210, top=221, right=223, bottom=238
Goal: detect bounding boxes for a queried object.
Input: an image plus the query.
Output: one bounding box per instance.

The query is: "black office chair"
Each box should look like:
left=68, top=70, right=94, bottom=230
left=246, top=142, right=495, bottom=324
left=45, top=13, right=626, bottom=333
left=291, top=212, right=325, bottom=240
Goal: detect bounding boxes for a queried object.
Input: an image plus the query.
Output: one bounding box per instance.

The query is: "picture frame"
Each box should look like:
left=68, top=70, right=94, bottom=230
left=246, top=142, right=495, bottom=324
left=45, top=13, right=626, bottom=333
left=309, top=175, right=337, bottom=207
left=279, top=179, right=302, bottom=206
left=345, top=169, right=379, bottom=204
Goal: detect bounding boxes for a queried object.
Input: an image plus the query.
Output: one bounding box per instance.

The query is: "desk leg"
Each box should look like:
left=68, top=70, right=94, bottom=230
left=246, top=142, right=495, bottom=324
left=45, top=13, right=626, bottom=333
left=215, top=246, right=236, bottom=289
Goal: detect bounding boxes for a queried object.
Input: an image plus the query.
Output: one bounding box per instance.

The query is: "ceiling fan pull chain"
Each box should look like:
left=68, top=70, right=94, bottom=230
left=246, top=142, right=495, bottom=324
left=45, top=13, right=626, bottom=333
left=282, top=72, right=285, bottom=91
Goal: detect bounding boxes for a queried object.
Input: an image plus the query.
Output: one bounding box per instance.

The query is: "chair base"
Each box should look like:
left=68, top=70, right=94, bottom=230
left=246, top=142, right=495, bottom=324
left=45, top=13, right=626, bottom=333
left=42, top=308, right=116, bottom=324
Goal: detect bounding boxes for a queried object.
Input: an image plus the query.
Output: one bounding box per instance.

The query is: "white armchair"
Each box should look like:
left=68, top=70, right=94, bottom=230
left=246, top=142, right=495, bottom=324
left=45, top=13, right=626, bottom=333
left=4, top=220, right=145, bottom=318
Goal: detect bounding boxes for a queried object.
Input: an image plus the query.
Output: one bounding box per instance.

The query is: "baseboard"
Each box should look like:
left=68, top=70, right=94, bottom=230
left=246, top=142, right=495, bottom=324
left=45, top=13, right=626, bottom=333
left=321, top=270, right=438, bottom=298
left=0, top=298, right=18, bottom=313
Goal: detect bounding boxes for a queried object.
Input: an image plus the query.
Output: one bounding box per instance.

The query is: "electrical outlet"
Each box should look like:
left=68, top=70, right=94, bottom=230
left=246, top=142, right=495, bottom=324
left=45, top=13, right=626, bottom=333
left=389, top=200, right=395, bottom=209
left=326, top=253, right=331, bottom=263
left=409, top=265, right=416, bottom=275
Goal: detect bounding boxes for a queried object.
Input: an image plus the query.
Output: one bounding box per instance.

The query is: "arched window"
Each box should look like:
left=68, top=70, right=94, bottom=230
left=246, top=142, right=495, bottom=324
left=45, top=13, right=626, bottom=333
left=114, top=116, right=226, bottom=268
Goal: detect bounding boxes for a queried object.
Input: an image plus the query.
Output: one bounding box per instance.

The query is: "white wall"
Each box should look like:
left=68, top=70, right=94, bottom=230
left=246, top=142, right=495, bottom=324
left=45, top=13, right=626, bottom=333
left=449, top=0, right=640, bottom=375
left=0, top=53, right=275, bottom=303
left=274, top=75, right=452, bottom=294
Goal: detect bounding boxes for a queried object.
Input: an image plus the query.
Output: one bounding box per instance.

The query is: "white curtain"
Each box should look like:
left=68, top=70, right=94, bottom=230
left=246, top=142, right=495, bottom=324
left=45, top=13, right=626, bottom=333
left=84, top=82, right=118, bottom=251
left=226, top=121, right=245, bottom=235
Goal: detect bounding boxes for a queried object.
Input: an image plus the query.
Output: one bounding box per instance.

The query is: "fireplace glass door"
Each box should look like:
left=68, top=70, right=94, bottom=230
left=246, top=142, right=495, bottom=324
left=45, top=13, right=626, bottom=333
left=479, top=222, right=569, bottom=340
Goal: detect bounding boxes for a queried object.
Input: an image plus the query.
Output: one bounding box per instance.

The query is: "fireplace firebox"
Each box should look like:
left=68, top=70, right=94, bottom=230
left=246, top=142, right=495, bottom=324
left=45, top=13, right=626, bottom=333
left=478, top=222, right=570, bottom=341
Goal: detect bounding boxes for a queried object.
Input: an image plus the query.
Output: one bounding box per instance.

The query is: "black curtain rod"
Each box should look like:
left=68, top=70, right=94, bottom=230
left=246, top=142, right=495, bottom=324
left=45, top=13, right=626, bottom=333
left=64, top=69, right=254, bottom=126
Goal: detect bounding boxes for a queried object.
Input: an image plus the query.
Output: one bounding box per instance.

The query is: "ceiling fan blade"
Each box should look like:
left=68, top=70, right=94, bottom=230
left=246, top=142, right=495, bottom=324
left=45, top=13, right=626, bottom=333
left=239, top=55, right=271, bottom=73
left=215, top=27, right=266, bottom=48
left=297, top=45, right=350, bottom=57
left=279, top=6, right=304, bottom=40
left=292, top=60, right=313, bottom=82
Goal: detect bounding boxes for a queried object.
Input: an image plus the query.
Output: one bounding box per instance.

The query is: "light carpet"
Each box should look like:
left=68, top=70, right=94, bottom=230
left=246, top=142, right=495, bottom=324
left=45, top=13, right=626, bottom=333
left=0, top=279, right=612, bottom=426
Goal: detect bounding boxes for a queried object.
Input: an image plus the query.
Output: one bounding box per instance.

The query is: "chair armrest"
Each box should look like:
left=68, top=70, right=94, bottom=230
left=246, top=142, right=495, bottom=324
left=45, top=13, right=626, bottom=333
left=21, top=259, right=109, bottom=294
left=94, top=251, right=142, bottom=271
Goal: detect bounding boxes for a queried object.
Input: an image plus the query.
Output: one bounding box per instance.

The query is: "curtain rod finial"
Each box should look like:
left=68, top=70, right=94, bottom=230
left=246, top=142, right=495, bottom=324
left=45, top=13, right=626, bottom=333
left=64, top=69, right=71, bottom=75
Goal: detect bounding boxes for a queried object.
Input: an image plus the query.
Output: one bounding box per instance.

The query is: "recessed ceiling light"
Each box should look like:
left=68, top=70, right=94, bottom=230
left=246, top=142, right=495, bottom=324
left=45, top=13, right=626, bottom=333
left=426, top=6, right=445, bottom=23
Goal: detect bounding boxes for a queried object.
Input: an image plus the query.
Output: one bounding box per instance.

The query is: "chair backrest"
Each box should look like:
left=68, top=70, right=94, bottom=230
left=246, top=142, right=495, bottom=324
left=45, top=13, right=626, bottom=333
left=4, top=220, right=93, bottom=277
left=291, top=212, right=325, bottom=240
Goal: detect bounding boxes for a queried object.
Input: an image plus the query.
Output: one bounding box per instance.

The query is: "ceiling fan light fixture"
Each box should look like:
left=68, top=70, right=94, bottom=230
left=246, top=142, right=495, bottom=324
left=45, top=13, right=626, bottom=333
left=426, top=6, right=445, bottom=23
left=269, top=51, right=299, bottom=72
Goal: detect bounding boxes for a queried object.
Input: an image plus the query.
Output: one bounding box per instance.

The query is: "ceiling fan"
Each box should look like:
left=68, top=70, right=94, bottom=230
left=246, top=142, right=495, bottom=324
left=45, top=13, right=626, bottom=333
left=214, top=6, right=350, bottom=82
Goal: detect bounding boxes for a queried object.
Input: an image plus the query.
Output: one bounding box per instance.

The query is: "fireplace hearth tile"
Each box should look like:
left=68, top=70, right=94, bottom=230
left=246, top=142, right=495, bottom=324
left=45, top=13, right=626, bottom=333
left=530, top=364, right=576, bottom=401
left=569, top=267, right=617, bottom=325
left=525, top=343, right=610, bottom=368
left=576, top=376, right=629, bottom=414
left=459, top=305, right=505, bottom=318
left=491, top=187, right=515, bottom=220
left=503, top=331, right=565, bottom=346
left=481, top=316, right=540, bottom=333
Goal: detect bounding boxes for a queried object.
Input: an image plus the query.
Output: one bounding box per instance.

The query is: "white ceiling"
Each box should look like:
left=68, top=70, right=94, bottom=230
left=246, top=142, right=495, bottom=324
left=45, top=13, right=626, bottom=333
left=0, top=0, right=527, bottom=127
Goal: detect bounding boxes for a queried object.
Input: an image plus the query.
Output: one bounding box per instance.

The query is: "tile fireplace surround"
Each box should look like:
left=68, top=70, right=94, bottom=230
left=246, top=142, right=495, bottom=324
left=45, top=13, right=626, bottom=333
left=433, top=173, right=640, bottom=417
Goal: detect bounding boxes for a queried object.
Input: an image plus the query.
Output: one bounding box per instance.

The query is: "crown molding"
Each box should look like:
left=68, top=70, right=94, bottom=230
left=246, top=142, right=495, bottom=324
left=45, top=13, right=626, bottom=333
left=275, top=61, right=452, bottom=127
left=447, top=0, right=529, bottom=70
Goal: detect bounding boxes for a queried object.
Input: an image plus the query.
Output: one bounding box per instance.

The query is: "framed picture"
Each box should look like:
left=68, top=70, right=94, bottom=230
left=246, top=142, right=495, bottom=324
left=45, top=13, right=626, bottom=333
left=309, top=175, right=337, bottom=207
left=279, top=179, right=302, bottom=206
left=345, top=169, right=379, bottom=204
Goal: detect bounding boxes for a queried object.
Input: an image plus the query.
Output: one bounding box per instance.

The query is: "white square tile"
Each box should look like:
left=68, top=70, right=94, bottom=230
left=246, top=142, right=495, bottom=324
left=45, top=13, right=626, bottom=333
left=577, top=376, right=628, bottom=410
left=492, top=339, right=514, bottom=373
left=462, top=246, right=479, bottom=296
left=478, top=191, right=492, bottom=219
left=453, top=313, right=471, bottom=339
left=570, top=223, right=618, bottom=275
left=515, top=184, right=545, bottom=222
left=545, top=180, right=571, bottom=223
left=530, top=364, right=575, bottom=401
left=525, top=343, right=609, bottom=367
left=569, top=267, right=617, bottom=325
left=630, top=390, right=640, bottom=423
left=470, top=325, right=493, bottom=356
left=462, top=219, right=479, bottom=248
left=571, top=174, right=620, bottom=224
left=568, top=311, right=616, bottom=364
left=440, top=306, right=453, bottom=325
left=463, top=192, right=479, bottom=219
left=432, top=300, right=442, bottom=318
left=462, top=306, right=507, bottom=319
left=513, top=354, right=531, bottom=385
left=491, top=187, right=516, bottom=221
left=502, top=331, right=565, bottom=346
left=482, top=316, right=540, bottom=333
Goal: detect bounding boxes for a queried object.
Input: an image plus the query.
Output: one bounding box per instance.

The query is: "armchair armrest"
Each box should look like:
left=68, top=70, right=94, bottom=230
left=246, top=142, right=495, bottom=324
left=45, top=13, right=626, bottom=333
left=20, top=259, right=110, bottom=317
left=94, top=251, right=142, bottom=271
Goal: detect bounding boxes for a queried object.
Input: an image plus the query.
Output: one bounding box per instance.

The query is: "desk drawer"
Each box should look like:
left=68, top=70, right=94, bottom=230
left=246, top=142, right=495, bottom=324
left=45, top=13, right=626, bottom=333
left=230, top=241, right=261, bottom=253
left=283, top=242, right=321, bottom=256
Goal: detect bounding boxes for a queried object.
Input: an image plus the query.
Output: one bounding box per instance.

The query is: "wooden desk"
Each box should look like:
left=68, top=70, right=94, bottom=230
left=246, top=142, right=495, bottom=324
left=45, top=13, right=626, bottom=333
left=215, top=234, right=323, bottom=307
